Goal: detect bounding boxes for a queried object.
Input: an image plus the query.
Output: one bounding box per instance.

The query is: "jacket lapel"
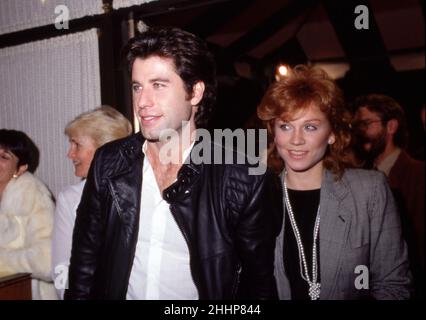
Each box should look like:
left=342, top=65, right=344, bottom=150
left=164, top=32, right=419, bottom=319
left=106, top=134, right=144, bottom=245
left=276, top=171, right=292, bottom=299
left=319, top=170, right=351, bottom=299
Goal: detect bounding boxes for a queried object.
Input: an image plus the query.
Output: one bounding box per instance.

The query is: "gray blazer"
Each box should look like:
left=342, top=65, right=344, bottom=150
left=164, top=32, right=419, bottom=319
left=274, top=168, right=412, bottom=300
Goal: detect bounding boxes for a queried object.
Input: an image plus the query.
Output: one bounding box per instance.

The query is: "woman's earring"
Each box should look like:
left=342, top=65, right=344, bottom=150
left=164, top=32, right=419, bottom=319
left=13, top=174, right=18, bottom=178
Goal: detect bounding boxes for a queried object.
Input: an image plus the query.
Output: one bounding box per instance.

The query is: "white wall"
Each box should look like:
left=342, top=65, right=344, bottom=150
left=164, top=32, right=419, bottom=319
left=0, top=29, right=101, bottom=196
left=0, top=0, right=103, bottom=35
left=113, top=0, right=158, bottom=10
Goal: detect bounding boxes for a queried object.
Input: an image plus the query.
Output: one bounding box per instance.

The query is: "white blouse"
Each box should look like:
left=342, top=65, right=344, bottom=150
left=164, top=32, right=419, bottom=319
left=51, top=180, right=85, bottom=299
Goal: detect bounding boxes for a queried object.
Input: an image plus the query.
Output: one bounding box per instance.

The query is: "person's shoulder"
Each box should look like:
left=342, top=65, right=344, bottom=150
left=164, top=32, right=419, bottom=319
left=342, top=167, right=385, bottom=179
left=204, top=140, right=269, bottom=179
left=399, top=150, right=424, bottom=171
left=16, top=172, right=53, bottom=195
left=2, top=172, right=54, bottom=216
left=325, top=169, right=389, bottom=208
left=88, top=133, right=143, bottom=179
left=340, top=168, right=387, bottom=189
left=96, top=132, right=142, bottom=157
left=15, top=170, right=42, bottom=184
left=57, top=180, right=85, bottom=202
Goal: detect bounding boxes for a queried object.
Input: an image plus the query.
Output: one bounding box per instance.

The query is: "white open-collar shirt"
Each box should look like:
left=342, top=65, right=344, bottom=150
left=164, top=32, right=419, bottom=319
left=126, top=141, right=198, bottom=300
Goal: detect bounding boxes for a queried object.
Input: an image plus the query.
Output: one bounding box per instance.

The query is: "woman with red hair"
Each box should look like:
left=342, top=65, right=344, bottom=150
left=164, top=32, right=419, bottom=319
left=257, top=65, right=411, bottom=300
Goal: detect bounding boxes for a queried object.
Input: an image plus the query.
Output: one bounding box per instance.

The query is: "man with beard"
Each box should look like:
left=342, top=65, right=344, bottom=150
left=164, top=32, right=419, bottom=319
left=352, top=94, right=424, bottom=299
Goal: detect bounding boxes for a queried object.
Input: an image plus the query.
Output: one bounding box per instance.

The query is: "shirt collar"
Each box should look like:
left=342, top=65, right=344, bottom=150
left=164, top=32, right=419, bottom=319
left=377, top=147, right=401, bottom=176
left=142, top=140, right=195, bottom=165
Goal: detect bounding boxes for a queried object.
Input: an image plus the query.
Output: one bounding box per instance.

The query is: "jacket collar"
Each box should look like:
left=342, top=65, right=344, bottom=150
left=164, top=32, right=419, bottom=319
left=163, top=140, right=203, bottom=202
left=108, top=132, right=203, bottom=202
left=114, top=132, right=204, bottom=175
left=107, top=132, right=145, bottom=179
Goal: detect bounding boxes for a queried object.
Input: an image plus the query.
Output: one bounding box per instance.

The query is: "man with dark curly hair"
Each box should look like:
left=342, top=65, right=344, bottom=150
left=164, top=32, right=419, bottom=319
left=65, top=27, right=281, bottom=300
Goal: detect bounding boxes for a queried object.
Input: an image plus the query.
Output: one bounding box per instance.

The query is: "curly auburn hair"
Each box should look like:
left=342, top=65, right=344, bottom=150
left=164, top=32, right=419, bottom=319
left=257, top=64, right=356, bottom=178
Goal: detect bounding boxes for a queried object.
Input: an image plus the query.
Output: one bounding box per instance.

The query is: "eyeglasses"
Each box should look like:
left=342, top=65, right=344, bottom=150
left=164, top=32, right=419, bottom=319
left=353, top=119, right=383, bottom=129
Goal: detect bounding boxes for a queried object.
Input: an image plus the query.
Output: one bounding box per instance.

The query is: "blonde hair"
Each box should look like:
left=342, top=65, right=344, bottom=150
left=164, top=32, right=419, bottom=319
left=65, top=105, right=132, bottom=148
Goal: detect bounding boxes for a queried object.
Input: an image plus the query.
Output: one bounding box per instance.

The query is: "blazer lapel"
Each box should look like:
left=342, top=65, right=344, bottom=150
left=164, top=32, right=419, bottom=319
left=319, top=170, right=351, bottom=299
left=276, top=171, right=292, bottom=299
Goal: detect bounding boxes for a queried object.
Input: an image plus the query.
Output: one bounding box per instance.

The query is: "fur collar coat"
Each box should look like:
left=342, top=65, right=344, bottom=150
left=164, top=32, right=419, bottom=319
left=0, top=172, right=57, bottom=299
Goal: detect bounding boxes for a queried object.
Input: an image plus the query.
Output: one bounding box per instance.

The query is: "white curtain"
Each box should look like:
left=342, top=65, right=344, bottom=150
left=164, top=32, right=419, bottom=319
left=0, top=0, right=103, bottom=35
left=113, top=0, right=158, bottom=10
left=0, top=29, right=101, bottom=196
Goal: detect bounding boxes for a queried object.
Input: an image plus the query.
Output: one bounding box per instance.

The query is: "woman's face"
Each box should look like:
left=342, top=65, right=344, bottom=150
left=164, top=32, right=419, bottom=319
left=0, top=147, right=21, bottom=189
left=67, top=135, right=97, bottom=178
left=274, top=104, right=335, bottom=177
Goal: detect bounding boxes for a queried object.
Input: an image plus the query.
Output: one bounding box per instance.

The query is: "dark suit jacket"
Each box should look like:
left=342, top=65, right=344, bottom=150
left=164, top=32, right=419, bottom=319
left=388, top=150, right=424, bottom=297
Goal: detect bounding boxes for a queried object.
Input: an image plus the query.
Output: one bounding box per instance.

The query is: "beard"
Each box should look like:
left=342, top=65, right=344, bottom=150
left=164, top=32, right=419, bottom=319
left=354, top=129, right=387, bottom=169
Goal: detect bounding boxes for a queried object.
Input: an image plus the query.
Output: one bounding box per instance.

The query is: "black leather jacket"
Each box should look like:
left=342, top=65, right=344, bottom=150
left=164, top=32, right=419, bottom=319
left=65, top=133, right=282, bottom=300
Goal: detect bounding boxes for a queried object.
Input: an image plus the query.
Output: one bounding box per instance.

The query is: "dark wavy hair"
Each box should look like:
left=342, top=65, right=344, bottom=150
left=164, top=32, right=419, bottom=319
left=0, top=129, right=40, bottom=173
left=351, top=94, right=408, bottom=148
left=123, top=26, right=217, bottom=129
left=257, top=65, right=356, bottom=178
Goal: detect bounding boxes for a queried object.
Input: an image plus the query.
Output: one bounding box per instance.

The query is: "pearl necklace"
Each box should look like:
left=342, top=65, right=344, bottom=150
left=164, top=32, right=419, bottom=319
left=282, top=171, right=321, bottom=300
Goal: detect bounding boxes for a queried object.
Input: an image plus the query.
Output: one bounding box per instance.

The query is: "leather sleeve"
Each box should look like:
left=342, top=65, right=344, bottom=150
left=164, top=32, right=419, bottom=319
left=64, top=149, right=105, bottom=300
left=234, top=169, right=283, bottom=299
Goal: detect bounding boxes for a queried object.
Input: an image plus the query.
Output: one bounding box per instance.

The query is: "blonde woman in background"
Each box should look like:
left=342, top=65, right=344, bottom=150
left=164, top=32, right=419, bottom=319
left=51, top=106, right=132, bottom=299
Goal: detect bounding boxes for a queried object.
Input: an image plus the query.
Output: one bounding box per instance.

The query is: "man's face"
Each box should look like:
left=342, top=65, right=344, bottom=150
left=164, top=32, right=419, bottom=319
left=131, top=56, right=201, bottom=142
left=353, top=106, right=387, bottom=161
